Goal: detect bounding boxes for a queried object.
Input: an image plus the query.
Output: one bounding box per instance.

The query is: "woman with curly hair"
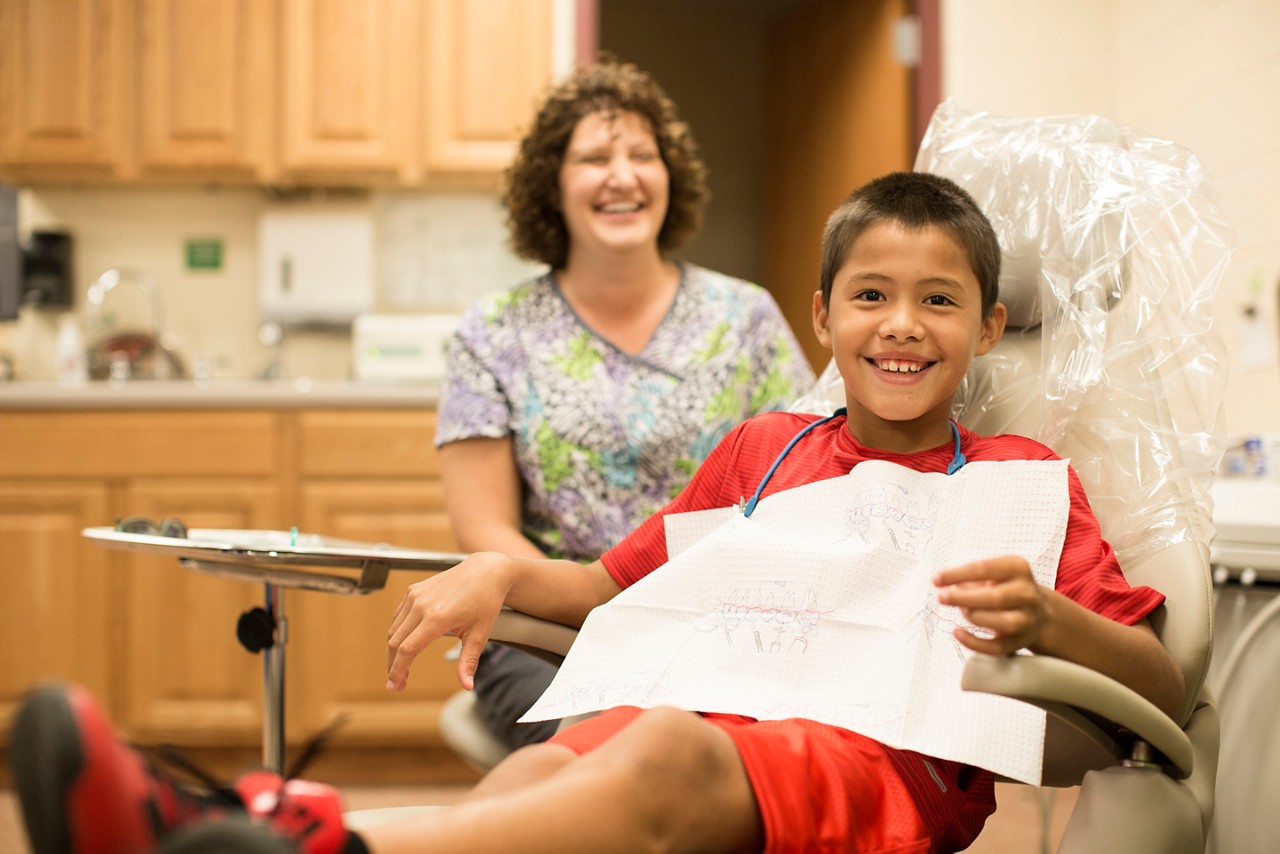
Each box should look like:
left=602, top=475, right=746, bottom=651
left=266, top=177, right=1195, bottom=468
left=435, top=59, right=815, bottom=759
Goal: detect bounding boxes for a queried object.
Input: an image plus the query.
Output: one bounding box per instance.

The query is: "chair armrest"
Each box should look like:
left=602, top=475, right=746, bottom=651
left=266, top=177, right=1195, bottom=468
left=962, top=653, right=1194, bottom=779
left=488, top=608, right=579, bottom=665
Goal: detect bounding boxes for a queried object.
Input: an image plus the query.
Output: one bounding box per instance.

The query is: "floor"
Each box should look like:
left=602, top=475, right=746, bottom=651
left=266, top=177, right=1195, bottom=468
left=0, top=784, right=470, bottom=854
left=0, top=780, right=1072, bottom=852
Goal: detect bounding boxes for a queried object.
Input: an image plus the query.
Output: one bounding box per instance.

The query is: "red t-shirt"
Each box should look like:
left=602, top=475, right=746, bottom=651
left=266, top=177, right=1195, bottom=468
left=604, top=411, right=1162, bottom=625
left=598, top=411, right=1166, bottom=848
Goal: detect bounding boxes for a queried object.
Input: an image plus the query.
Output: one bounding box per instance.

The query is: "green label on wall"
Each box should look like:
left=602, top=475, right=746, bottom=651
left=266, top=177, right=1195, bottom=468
left=185, top=238, right=223, bottom=270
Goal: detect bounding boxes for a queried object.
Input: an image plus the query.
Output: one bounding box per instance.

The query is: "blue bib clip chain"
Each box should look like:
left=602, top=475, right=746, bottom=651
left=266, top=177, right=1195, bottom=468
left=740, top=411, right=966, bottom=518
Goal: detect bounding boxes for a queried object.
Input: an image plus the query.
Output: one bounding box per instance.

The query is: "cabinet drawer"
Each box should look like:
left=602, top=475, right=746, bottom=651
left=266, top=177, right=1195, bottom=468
left=0, top=411, right=279, bottom=477
left=296, top=410, right=438, bottom=477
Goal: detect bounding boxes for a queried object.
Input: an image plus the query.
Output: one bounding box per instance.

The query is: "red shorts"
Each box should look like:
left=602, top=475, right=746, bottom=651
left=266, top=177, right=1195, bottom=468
left=550, top=707, right=932, bottom=854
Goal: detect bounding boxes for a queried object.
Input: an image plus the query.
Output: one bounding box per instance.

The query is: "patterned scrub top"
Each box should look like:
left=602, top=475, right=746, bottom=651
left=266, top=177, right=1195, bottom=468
left=435, top=263, right=816, bottom=561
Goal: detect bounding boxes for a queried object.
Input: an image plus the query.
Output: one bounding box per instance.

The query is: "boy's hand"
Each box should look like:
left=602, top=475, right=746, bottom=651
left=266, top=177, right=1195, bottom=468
left=933, top=556, right=1047, bottom=656
left=386, top=552, right=513, bottom=692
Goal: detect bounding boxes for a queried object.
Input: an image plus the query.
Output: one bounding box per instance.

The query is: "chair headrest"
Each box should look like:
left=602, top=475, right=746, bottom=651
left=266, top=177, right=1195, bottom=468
left=915, top=101, right=1134, bottom=330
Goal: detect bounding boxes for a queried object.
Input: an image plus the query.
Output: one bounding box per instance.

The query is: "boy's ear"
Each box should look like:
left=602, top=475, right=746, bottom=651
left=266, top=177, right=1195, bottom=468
left=976, top=302, right=1008, bottom=356
left=812, top=291, right=832, bottom=348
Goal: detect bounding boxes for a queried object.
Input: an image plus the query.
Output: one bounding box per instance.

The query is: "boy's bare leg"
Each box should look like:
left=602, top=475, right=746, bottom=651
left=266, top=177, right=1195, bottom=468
left=367, top=707, right=764, bottom=854
left=458, top=740, right=577, bottom=802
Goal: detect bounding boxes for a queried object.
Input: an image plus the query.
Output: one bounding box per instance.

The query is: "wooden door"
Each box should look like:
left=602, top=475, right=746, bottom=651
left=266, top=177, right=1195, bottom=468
left=764, top=0, right=915, bottom=374
left=288, top=409, right=458, bottom=747
left=279, top=0, right=418, bottom=181
left=421, top=0, right=555, bottom=183
left=118, top=479, right=280, bottom=746
left=0, top=482, right=114, bottom=740
left=136, top=0, right=277, bottom=180
left=0, top=0, right=133, bottom=180
left=290, top=479, right=459, bottom=747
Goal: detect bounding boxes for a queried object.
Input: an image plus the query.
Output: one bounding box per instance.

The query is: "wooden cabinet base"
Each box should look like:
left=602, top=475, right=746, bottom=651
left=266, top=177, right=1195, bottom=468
left=0, top=745, right=481, bottom=789
left=0, top=409, right=465, bottom=769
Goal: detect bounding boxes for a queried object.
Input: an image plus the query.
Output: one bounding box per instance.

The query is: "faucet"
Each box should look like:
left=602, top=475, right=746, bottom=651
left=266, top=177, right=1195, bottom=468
left=84, top=268, right=183, bottom=379
left=256, top=320, right=285, bottom=380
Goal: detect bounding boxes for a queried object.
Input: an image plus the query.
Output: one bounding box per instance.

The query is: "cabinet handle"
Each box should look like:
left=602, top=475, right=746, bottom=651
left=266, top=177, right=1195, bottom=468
left=281, top=257, right=292, bottom=294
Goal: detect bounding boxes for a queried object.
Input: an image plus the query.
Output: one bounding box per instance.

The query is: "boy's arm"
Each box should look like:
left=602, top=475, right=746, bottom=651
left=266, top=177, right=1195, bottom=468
left=386, top=553, right=621, bottom=692
left=934, top=556, right=1185, bottom=720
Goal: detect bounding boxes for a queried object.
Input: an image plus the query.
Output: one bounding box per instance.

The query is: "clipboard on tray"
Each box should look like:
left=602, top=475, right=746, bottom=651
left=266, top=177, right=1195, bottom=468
left=82, top=526, right=468, bottom=595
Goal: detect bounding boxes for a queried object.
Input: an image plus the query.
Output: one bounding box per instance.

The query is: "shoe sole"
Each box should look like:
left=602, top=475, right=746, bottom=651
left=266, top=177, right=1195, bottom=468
left=9, top=683, right=82, bottom=854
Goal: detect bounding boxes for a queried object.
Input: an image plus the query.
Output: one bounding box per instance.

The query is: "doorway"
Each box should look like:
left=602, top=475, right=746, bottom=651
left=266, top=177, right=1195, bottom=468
left=597, top=0, right=920, bottom=373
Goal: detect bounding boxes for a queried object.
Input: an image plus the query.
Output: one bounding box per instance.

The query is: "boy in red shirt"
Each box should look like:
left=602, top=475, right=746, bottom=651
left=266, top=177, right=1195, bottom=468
left=11, top=172, right=1183, bottom=854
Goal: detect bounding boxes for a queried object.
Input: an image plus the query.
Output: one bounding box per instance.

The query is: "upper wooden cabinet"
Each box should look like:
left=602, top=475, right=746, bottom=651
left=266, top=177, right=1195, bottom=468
left=137, top=0, right=276, bottom=180
left=279, top=0, right=418, bottom=182
left=422, top=0, right=554, bottom=179
left=0, top=0, right=133, bottom=180
left=0, top=0, right=561, bottom=186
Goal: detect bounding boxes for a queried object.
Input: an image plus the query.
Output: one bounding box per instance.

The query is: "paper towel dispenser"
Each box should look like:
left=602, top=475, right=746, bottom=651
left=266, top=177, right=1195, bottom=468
left=258, top=202, right=373, bottom=325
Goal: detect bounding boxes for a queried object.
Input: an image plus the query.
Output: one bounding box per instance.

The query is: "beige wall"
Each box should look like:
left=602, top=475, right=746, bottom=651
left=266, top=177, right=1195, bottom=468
left=1, top=187, right=534, bottom=381
left=941, top=0, right=1280, bottom=437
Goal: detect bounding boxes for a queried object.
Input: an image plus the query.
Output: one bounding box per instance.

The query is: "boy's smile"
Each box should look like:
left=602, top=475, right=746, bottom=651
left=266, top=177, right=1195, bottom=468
left=813, top=221, right=1005, bottom=453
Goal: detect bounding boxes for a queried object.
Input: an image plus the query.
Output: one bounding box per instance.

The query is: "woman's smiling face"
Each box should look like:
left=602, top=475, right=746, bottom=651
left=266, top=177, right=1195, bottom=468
left=558, top=110, right=670, bottom=262
left=813, top=220, right=1005, bottom=452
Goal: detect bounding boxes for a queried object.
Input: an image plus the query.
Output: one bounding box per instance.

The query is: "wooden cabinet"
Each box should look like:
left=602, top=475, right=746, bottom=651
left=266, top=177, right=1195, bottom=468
left=0, top=407, right=470, bottom=782
left=0, top=0, right=133, bottom=180
left=289, top=411, right=460, bottom=746
left=0, top=0, right=559, bottom=186
left=137, top=0, right=277, bottom=180
left=120, top=477, right=281, bottom=746
left=0, top=411, right=281, bottom=748
left=421, top=0, right=555, bottom=180
left=0, top=481, right=114, bottom=733
left=279, top=0, right=418, bottom=182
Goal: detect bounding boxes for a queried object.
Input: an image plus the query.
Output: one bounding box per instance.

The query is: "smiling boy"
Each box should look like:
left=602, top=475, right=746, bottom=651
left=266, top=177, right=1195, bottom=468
left=11, top=172, right=1183, bottom=854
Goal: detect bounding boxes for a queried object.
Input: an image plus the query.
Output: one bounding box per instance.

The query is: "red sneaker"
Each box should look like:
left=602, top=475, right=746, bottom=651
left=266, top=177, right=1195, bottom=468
left=234, top=771, right=353, bottom=854
left=8, top=683, right=357, bottom=854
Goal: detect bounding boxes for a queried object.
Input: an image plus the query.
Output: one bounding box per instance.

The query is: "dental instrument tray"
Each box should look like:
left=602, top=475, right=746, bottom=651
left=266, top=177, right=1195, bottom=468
left=82, top=526, right=468, bottom=594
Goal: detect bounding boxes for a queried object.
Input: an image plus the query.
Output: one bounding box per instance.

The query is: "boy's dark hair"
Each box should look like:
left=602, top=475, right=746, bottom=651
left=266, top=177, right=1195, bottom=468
left=503, top=58, right=710, bottom=268
left=819, top=172, right=1001, bottom=318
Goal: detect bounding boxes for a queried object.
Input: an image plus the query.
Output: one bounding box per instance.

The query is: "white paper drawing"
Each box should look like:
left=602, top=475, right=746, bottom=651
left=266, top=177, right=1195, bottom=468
left=522, top=458, right=1071, bottom=785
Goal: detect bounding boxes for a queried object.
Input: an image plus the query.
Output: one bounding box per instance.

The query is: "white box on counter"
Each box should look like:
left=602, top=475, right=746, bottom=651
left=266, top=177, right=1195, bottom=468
left=352, top=313, right=458, bottom=383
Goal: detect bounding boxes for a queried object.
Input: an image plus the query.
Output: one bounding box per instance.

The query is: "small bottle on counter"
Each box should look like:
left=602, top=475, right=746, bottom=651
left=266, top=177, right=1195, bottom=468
left=54, top=313, right=88, bottom=386
left=1243, top=436, right=1268, bottom=478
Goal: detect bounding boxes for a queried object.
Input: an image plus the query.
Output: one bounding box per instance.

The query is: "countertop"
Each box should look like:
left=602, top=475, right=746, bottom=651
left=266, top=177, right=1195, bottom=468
left=1211, top=477, right=1280, bottom=578
left=0, top=379, right=441, bottom=410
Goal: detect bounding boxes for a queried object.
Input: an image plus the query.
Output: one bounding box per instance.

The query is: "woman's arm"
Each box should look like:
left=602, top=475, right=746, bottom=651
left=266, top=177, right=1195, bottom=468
left=934, top=556, right=1185, bottom=719
left=439, top=436, right=545, bottom=559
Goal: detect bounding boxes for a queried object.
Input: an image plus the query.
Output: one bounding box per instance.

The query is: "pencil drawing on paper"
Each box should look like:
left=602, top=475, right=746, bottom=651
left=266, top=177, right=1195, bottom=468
left=914, top=593, right=971, bottom=662
left=697, top=585, right=832, bottom=654
left=847, top=482, right=940, bottom=556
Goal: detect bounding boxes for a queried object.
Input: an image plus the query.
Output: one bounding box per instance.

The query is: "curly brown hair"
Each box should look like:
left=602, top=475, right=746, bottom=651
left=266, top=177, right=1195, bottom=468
left=503, top=59, right=710, bottom=268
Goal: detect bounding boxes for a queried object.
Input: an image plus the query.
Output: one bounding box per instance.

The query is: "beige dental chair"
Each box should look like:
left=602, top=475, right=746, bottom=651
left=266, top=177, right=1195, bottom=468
left=360, top=102, right=1232, bottom=851
left=907, top=100, right=1228, bottom=852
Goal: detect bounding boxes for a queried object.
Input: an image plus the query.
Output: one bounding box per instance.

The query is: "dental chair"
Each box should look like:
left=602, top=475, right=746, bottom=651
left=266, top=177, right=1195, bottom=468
left=369, top=102, right=1231, bottom=851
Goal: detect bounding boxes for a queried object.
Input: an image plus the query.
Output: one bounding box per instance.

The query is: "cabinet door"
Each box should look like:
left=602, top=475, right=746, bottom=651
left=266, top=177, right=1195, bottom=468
left=137, top=0, right=277, bottom=180
left=290, top=479, right=459, bottom=747
left=118, top=478, right=281, bottom=746
left=0, top=482, right=113, bottom=740
left=279, top=0, right=419, bottom=181
left=0, top=0, right=133, bottom=180
left=422, top=0, right=554, bottom=181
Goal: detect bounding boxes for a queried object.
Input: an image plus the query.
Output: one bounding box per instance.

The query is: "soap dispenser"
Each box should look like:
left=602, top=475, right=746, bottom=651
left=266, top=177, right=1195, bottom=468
left=54, top=313, right=88, bottom=386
